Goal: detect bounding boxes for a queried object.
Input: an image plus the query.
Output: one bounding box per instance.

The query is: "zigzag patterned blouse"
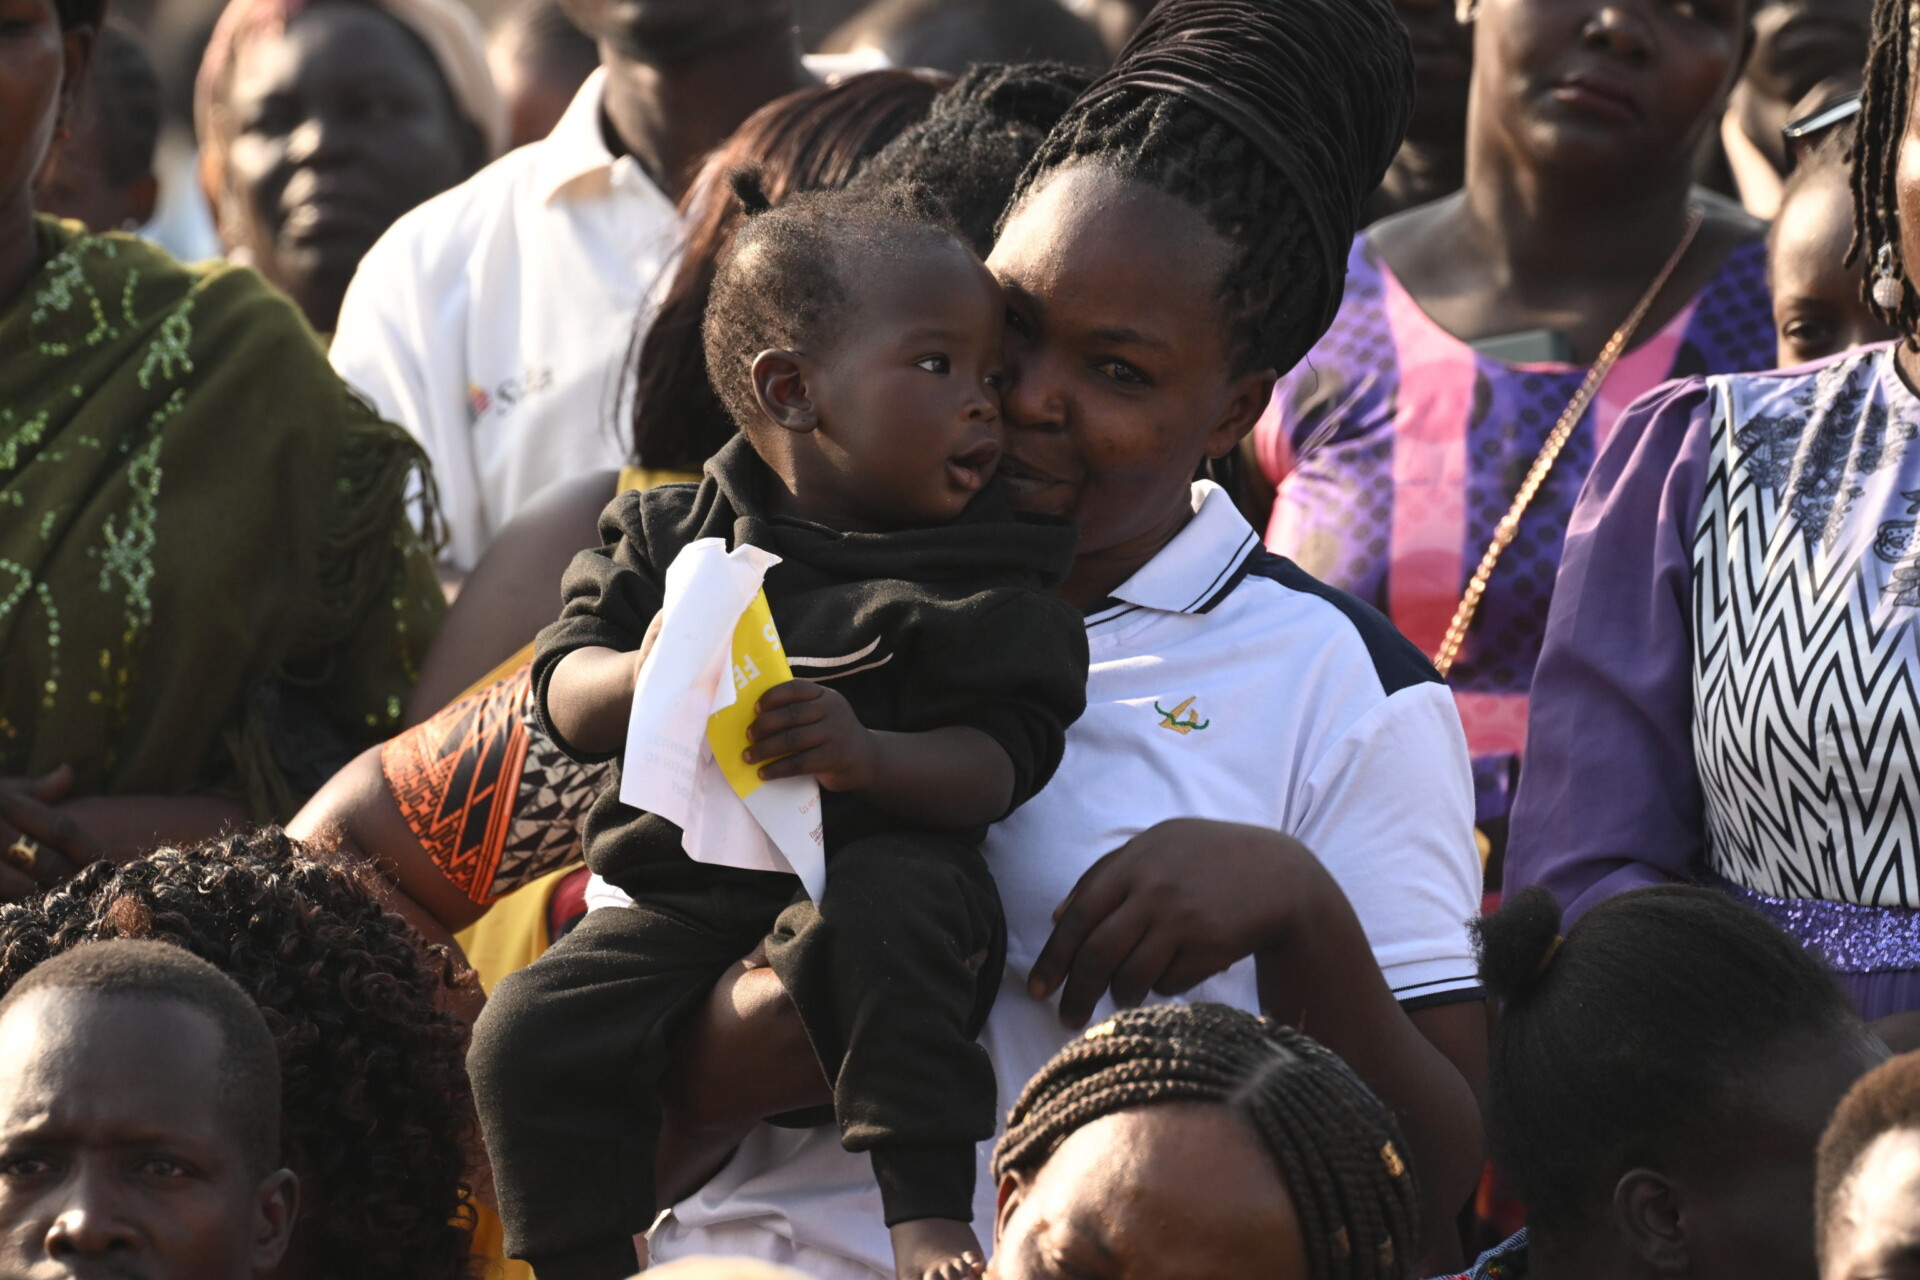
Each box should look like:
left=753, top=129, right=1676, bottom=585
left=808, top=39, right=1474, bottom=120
left=1508, top=345, right=1920, bottom=1011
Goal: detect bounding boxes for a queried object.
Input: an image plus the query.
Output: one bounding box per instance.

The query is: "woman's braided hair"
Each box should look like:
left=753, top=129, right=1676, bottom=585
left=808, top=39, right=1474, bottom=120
left=994, top=1004, right=1421, bottom=1280
left=0, top=829, right=478, bottom=1280
left=1850, top=0, right=1916, bottom=338
left=1005, top=0, right=1414, bottom=377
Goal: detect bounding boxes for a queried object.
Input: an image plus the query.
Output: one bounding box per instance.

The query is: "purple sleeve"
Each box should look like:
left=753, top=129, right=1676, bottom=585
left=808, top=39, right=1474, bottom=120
left=1504, top=378, right=1719, bottom=921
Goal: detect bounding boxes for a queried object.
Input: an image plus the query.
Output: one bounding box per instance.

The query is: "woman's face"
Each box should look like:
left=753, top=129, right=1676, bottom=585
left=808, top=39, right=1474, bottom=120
left=1770, top=163, right=1895, bottom=365
left=1469, top=0, right=1750, bottom=178
left=988, top=1105, right=1308, bottom=1280
left=0, top=0, right=87, bottom=221
left=220, top=0, right=479, bottom=331
left=987, top=163, right=1275, bottom=572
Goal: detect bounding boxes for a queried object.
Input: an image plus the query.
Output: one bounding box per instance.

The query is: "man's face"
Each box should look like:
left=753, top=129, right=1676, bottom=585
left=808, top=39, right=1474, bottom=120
left=0, top=990, right=296, bottom=1280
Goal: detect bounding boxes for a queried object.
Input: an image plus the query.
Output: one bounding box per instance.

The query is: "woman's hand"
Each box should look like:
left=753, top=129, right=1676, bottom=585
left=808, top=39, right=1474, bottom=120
left=1027, top=818, right=1315, bottom=1027
left=0, top=765, right=102, bottom=901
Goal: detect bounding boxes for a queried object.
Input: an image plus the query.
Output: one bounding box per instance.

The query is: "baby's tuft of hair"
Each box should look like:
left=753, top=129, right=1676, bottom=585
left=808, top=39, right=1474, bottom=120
left=1471, top=885, right=1564, bottom=1005
left=701, top=181, right=968, bottom=433
left=730, top=164, right=776, bottom=217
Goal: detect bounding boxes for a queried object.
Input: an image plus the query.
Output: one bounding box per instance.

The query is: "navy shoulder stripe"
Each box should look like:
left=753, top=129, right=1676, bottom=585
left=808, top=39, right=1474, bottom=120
left=1234, top=549, right=1442, bottom=696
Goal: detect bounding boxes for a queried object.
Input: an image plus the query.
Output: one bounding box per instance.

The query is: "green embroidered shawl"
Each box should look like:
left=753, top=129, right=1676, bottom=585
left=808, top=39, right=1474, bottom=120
left=0, top=217, right=444, bottom=816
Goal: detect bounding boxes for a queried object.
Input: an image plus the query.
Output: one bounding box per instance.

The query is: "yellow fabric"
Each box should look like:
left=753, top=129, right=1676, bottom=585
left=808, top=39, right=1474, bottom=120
left=468, top=1204, right=537, bottom=1280
left=455, top=864, right=579, bottom=995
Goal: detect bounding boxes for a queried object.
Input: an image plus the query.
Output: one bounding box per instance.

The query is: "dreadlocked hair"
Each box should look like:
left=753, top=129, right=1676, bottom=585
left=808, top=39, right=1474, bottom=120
left=1851, top=0, right=1916, bottom=339
left=1009, top=90, right=1322, bottom=377
left=0, top=829, right=479, bottom=1280
left=994, top=1004, right=1421, bottom=1280
left=850, top=61, right=1094, bottom=254
left=702, top=175, right=968, bottom=433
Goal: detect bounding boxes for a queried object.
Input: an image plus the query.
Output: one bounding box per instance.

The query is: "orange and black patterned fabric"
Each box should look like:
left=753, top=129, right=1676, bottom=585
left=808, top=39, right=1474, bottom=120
left=381, top=664, right=609, bottom=905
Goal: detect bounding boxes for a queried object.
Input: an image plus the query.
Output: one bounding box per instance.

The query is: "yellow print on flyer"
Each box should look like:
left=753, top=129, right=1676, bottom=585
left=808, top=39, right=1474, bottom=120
left=707, top=589, right=792, bottom=798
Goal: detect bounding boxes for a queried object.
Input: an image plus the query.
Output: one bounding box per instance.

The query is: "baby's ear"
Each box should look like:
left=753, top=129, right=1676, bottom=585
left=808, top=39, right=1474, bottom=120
left=751, top=349, right=818, bottom=433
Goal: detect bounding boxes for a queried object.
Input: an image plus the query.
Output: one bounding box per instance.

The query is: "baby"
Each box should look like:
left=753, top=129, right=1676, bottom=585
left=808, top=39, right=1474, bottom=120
left=469, top=175, right=1089, bottom=1280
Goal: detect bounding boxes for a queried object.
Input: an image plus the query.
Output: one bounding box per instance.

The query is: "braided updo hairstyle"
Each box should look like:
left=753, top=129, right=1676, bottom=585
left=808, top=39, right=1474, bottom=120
left=994, top=1004, right=1421, bottom=1280
left=1475, top=886, right=1862, bottom=1242
left=1005, top=0, right=1414, bottom=377
left=851, top=61, right=1094, bottom=253
left=1850, top=0, right=1916, bottom=338
left=701, top=174, right=970, bottom=433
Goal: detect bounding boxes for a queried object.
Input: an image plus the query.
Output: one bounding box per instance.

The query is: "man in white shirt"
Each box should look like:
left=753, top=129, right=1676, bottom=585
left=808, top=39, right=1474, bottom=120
left=330, top=1, right=859, bottom=575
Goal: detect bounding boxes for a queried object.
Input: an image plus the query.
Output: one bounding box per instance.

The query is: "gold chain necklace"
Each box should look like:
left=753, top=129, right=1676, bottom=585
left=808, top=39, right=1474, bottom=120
left=1432, top=204, right=1704, bottom=679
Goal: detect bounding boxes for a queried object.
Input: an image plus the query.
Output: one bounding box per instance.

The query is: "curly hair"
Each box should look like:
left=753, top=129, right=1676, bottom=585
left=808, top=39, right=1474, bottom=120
left=0, top=828, right=478, bottom=1280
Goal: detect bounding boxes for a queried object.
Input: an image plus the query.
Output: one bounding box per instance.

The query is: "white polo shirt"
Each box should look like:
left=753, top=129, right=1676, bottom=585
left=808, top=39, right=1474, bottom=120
left=647, top=481, right=1483, bottom=1279
left=329, top=68, right=677, bottom=573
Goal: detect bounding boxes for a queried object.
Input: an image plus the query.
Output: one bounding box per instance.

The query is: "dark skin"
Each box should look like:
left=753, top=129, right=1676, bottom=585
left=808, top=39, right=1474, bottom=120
left=1366, top=0, right=1474, bottom=221
left=985, top=1106, right=1309, bottom=1280
left=1770, top=164, right=1895, bottom=364
left=1728, top=0, right=1869, bottom=179
left=554, top=235, right=1016, bottom=1280
left=1526, top=1031, right=1886, bottom=1280
left=547, top=237, right=1018, bottom=837
left=567, top=0, right=814, bottom=202
left=0, top=0, right=252, bottom=898
left=1889, top=49, right=1920, bottom=398
left=1822, top=1127, right=1920, bottom=1280
left=1366, top=0, right=1763, bottom=364
left=651, top=165, right=1487, bottom=1274
left=0, top=991, right=300, bottom=1280
left=35, top=61, right=159, bottom=234
left=212, top=0, right=483, bottom=333
left=294, top=157, right=1486, bottom=1273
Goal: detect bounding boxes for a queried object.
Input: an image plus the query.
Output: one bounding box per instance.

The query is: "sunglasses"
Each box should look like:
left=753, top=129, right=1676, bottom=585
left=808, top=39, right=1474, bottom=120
left=1782, top=92, right=1862, bottom=168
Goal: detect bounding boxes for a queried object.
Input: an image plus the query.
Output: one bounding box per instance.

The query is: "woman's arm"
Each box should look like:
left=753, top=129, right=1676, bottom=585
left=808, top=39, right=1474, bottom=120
left=1504, top=379, right=1717, bottom=918
left=1024, top=818, right=1482, bottom=1269
left=287, top=744, right=490, bottom=936
left=405, top=470, right=619, bottom=725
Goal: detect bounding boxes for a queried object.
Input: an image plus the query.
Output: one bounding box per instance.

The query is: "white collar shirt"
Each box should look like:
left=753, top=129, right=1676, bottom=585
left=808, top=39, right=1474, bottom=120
left=647, top=482, right=1483, bottom=1279
left=330, top=68, right=677, bottom=572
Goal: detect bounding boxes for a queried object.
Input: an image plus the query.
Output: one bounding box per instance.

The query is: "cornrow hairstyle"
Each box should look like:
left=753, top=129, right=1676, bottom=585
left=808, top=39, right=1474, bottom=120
left=1475, top=886, right=1863, bottom=1242
left=994, top=1003, right=1421, bottom=1280
left=0, top=829, right=479, bottom=1280
left=1, top=939, right=282, bottom=1179
left=627, top=70, right=945, bottom=471
left=1006, top=0, right=1413, bottom=377
left=701, top=176, right=969, bottom=434
left=850, top=60, right=1095, bottom=254
left=1815, top=1051, right=1920, bottom=1248
left=1850, top=0, right=1914, bottom=339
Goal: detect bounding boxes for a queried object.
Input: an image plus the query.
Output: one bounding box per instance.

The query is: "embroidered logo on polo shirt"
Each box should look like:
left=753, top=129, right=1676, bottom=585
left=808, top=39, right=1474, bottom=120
left=1153, top=697, right=1210, bottom=734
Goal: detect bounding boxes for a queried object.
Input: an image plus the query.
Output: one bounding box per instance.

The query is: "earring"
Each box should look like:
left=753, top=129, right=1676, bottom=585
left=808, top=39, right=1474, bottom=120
left=1874, top=244, right=1907, bottom=312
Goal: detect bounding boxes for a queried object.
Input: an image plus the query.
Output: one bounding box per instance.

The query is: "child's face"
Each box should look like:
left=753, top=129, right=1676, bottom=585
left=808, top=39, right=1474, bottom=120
left=794, top=236, right=1008, bottom=530
left=1771, top=170, right=1897, bottom=366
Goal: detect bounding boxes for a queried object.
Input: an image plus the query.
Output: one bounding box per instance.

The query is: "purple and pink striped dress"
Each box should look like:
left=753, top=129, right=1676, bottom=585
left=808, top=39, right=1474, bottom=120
left=1257, top=233, right=1775, bottom=833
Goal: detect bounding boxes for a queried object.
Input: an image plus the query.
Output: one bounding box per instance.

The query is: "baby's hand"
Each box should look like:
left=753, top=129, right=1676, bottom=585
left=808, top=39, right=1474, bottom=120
left=744, top=680, right=877, bottom=793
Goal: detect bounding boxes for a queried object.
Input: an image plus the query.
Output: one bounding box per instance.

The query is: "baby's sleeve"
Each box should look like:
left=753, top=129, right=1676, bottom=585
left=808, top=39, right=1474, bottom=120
left=530, top=489, right=667, bottom=764
left=905, top=589, right=1090, bottom=816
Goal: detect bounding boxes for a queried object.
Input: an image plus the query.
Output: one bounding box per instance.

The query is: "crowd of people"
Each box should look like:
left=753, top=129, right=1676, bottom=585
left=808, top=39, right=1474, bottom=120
left=3, top=0, right=1920, bottom=1274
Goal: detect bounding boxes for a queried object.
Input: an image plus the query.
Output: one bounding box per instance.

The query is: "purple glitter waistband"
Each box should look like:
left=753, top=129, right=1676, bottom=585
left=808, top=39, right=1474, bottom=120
left=1717, top=879, right=1920, bottom=973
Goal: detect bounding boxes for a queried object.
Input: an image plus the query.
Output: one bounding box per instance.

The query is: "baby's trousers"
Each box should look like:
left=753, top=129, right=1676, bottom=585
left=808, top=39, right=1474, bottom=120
left=467, top=832, right=1006, bottom=1280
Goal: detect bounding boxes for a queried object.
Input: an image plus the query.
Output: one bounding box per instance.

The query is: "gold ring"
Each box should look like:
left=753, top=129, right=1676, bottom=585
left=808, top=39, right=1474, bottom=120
left=4, top=836, right=40, bottom=874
